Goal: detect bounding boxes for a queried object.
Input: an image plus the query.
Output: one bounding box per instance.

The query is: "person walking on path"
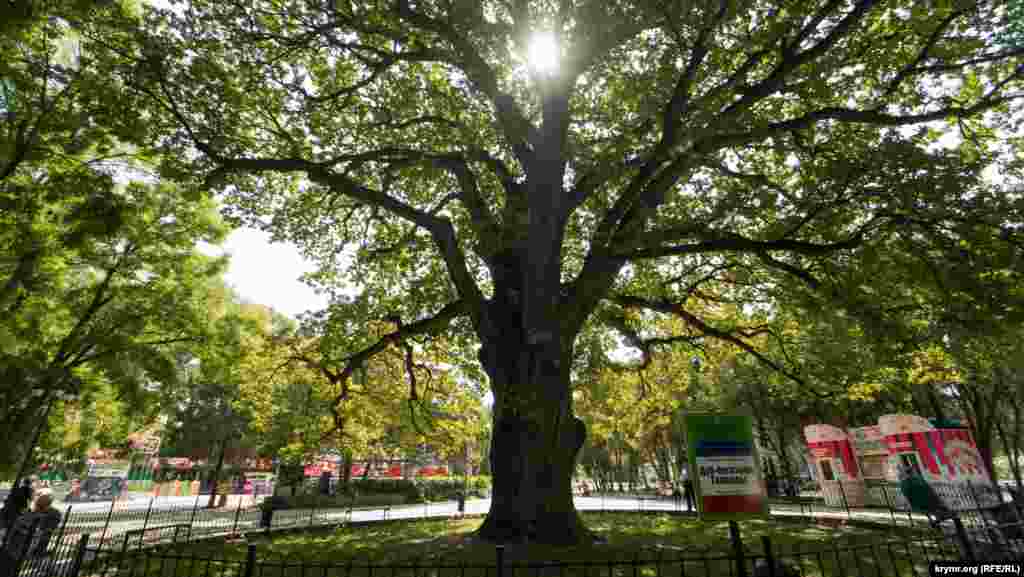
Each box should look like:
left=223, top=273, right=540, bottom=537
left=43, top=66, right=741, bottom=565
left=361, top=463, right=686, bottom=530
left=683, top=478, right=696, bottom=512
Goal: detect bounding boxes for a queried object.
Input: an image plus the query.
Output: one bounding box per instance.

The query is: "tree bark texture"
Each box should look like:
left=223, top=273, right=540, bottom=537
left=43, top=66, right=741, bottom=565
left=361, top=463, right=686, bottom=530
left=474, top=251, right=591, bottom=544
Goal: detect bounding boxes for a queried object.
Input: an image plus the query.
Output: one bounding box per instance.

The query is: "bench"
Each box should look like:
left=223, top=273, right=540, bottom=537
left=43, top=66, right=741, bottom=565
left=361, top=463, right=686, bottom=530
left=119, top=523, right=191, bottom=551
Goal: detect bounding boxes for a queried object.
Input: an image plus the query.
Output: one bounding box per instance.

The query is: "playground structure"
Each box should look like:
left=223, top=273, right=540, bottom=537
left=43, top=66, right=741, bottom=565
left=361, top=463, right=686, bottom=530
left=805, top=414, right=989, bottom=508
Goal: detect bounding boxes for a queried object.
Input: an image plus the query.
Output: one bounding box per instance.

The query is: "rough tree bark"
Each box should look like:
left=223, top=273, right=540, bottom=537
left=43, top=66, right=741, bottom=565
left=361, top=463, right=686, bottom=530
left=474, top=251, right=591, bottom=544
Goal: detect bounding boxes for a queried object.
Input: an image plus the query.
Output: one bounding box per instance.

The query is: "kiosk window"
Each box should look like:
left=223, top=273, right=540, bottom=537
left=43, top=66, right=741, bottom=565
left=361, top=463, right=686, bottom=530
left=860, top=455, right=886, bottom=478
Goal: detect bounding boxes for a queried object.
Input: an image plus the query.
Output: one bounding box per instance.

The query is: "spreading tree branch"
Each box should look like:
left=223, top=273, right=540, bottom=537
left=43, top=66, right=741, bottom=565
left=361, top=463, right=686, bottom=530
left=616, top=227, right=865, bottom=260
left=609, top=294, right=834, bottom=399
left=395, top=0, right=539, bottom=170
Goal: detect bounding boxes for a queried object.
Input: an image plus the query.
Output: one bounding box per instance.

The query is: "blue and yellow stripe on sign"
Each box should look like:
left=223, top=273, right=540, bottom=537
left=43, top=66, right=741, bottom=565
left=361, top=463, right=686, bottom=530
left=695, top=440, right=753, bottom=458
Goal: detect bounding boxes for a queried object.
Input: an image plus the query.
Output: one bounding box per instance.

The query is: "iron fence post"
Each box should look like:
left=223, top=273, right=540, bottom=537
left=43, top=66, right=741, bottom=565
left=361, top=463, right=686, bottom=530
left=141, top=497, right=154, bottom=539
left=761, top=535, right=776, bottom=577
left=728, top=520, right=748, bottom=577
left=233, top=494, right=243, bottom=535
left=187, top=493, right=200, bottom=541
left=953, top=516, right=977, bottom=563
left=496, top=544, right=505, bottom=577
left=244, top=542, right=257, bottom=577
left=57, top=505, right=71, bottom=543
left=98, top=501, right=116, bottom=553
left=66, top=533, right=90, bottom=577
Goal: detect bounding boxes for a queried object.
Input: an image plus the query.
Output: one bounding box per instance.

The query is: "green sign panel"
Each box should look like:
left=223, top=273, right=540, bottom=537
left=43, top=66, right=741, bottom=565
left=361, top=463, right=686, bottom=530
left=685, top=414, right=768, bottom=519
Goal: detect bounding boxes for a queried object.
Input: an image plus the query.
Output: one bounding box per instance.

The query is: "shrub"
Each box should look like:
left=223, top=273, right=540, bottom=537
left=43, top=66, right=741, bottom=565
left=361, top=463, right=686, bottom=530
left=267, top=475, right=492, bottom=507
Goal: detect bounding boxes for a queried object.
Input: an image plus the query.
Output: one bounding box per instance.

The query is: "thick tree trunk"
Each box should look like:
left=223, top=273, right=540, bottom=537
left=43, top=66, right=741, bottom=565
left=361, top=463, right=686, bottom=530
left=475, top=343, right=589, bottom=543
left=474, top=252, right=591, bottom=544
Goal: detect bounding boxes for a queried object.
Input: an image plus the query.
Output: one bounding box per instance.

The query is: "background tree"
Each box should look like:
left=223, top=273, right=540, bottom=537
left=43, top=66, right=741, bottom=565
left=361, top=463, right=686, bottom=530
left=160, top=303, right=266, bottom=507
left=0, top=180, right=228, bottom=478
left=125, top=0, right=1024, bottom=543
left=237, top=303, right=486, bottom=482
left=1, top=1, right=229, bottom=480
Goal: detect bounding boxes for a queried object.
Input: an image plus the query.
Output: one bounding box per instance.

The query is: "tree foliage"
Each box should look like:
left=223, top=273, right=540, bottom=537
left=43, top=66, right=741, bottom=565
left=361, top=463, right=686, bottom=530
left=238, top=308, right=486, bottom=469
left=0, top=0, right=229, bottom=477
left=99, top=0, right=1024, bottom=541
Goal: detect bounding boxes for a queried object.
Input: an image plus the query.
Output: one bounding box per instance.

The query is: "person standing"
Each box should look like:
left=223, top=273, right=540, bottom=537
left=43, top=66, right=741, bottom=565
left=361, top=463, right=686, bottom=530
left=0, top=493, right=62, bottom=577
left=243, top=476, right=254, bottom=508
left=898, top=464, right=951, bottom=528
left=109, top=477, right=123, bottom=508
left=28, top=494, right=61, bottom=557
left=683, top=477, right=696, bottom=512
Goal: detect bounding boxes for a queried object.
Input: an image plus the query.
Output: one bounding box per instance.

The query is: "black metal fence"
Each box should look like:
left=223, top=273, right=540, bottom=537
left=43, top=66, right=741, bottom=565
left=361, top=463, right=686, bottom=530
left=769, top=479, right=1019, bottom=530
left=13, top=519, right=1023, bottom=577
left=6, top=481, right=1019, bottom=559
left=44, top=495, right=491, bottom=555
left=6, top=480, right=1024, bottom=577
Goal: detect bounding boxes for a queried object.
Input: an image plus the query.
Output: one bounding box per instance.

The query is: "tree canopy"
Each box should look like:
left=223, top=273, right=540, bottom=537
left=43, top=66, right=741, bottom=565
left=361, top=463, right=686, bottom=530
left=73, top=0, right=1024, bottom=542
left=0, top=0, right=228, bottom=478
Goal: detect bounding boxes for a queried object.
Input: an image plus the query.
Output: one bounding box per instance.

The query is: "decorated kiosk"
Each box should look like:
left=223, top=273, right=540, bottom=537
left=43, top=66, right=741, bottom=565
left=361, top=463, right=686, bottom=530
left=804, top=423, right=866, bottom=507
left=804, top=414, right=989, bottom=509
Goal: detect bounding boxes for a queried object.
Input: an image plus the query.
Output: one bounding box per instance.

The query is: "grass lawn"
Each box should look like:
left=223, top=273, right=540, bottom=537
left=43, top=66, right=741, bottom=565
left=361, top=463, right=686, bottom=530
left=88, top=513, right=956, bottom=577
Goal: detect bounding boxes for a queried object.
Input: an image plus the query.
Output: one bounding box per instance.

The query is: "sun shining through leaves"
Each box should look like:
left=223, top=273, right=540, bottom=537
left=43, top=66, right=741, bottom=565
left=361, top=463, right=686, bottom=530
left=526, top=31, right=560, bottom=75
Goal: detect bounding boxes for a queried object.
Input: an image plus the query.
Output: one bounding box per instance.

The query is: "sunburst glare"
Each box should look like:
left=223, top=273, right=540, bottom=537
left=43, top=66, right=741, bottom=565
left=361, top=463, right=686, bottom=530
left=527, top=31, right=560, bottom=75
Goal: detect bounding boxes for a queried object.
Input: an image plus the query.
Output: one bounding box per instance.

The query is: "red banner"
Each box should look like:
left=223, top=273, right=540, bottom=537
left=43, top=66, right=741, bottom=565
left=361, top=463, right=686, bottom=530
left=702, top=495, right=765, bottom=514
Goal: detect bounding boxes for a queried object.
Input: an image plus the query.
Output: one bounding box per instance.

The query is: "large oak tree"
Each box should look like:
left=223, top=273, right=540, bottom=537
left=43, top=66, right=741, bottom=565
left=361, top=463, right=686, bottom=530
left=117, top=0, right=1024, bottom=542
